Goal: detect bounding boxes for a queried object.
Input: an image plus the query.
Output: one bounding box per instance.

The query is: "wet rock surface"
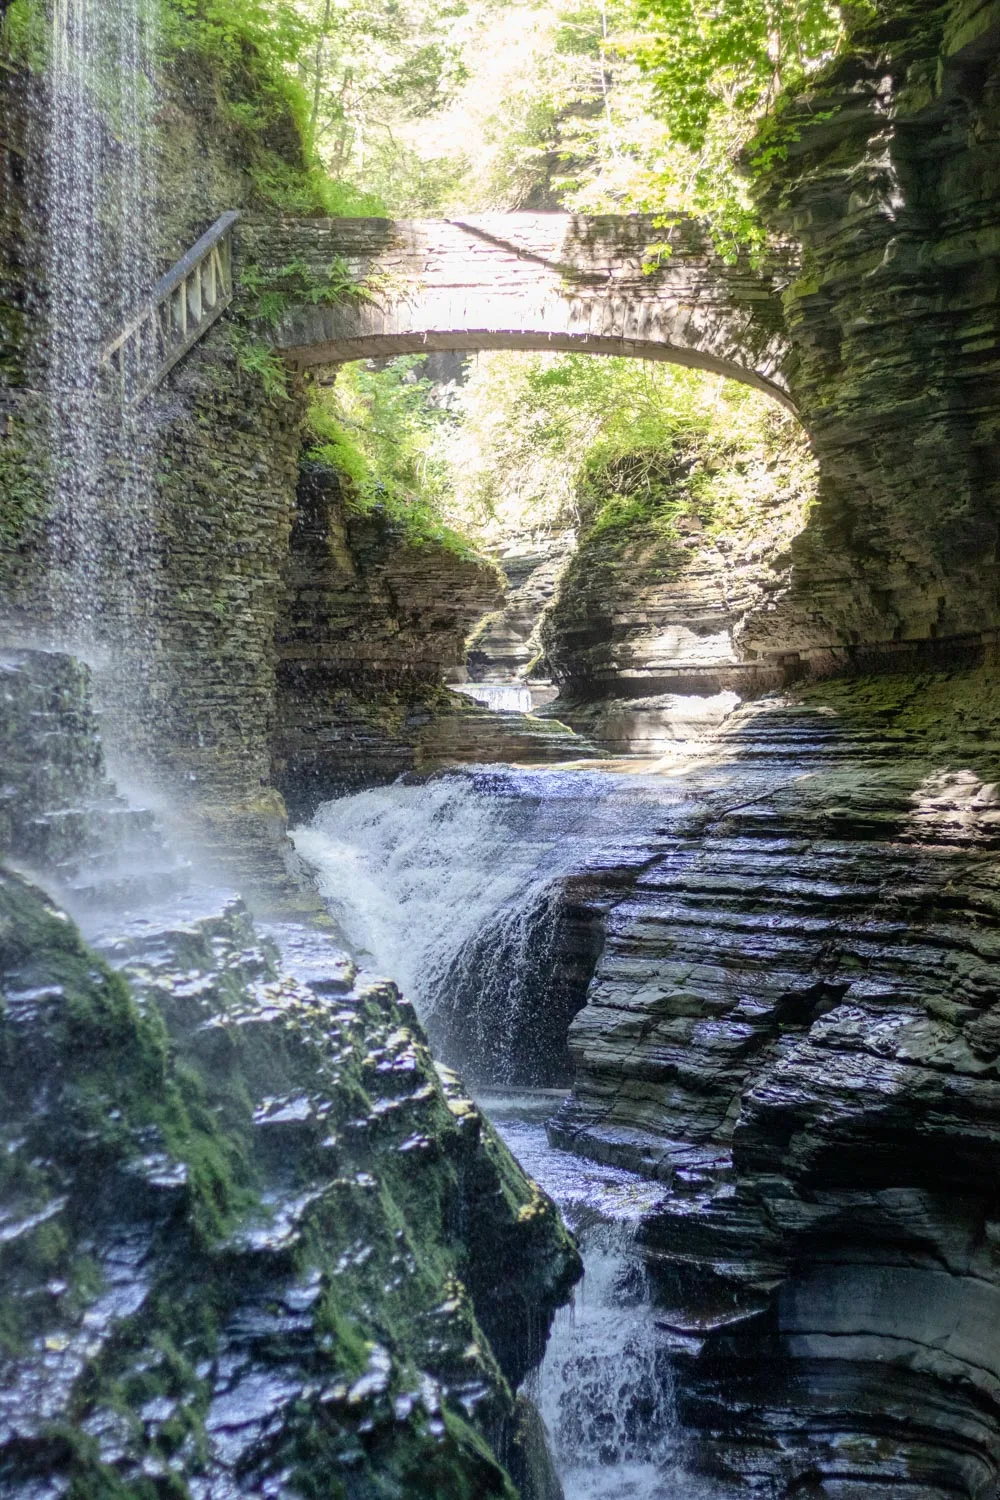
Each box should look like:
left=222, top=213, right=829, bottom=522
left=464, top=535, right=573, bottom=704
left=0, top=650, right=581, bottom=1499
left=0, top=649, right=188, bottom=907
left=544, top=669, right=1000, bottom=1495
left=0, top=875, right=579, bottom=1500
left=273, top=463, right=594, bottom=818
left=743, top=0, right=1000, bottom=656
left=540, top=445, right=812, bottom=721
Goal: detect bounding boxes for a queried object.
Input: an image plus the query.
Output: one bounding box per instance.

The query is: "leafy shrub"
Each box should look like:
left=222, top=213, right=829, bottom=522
left=306, top=359, right=479, bottom=558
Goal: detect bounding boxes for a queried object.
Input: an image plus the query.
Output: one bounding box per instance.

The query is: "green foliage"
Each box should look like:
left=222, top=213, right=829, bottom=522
left=629, top=0, right=843, bottom=248
left=444, top=350, right=817, bottom=547
left=241, top=254, right=373, bottom=324
left=306, top=359, right=479, bottom=557
left=158, top=0, right=384, bottom=216
left=159, top=0, right=315, bottom=92
left=229, top=331, right=290, bottom=398
left=290, top=0, right=471, bottom=201
left=636, top=0, right=841, bottom=152
left=245, top=161, right=382, bottom=216
left=289, top=0, right=845, bottom=251
left=0, top=0, right=48, bottom=69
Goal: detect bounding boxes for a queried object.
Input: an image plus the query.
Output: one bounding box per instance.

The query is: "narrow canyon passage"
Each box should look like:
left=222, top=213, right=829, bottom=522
left=293, top=760, right=711, bottom=1498
left=294, top=692, right=1000, bottom=1498
left=4, top=0, right=1000, bottom=1492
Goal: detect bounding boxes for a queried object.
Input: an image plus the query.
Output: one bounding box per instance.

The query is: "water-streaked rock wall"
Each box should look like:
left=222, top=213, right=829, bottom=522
left=0, top=649, right=580, bottom=1500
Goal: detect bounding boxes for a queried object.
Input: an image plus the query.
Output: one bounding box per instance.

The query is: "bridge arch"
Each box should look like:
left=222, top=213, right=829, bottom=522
left=246, top=214, right=798, bottom=413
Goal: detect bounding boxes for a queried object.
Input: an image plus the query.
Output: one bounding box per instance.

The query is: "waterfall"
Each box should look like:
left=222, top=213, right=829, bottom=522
left=293, top=767, right=678, bottom=1078
left=453, top=682, right=535, bottom=713
left=45, top=0, right=157, bottom=648
left=294, top=774, right=562, bottom=1005
left=491, top=1103, right=722, bottom=1500
left=434, top=879, right=571, bottom=1083
left=534, top=1223, right=675, bottom=1497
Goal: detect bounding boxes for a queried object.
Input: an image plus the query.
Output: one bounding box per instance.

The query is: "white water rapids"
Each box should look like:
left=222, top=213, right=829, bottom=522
left=452, top=682, right=536, bottom=712
left=292, top=765, right=680, bottom=1018
left=296, top=768, right=737, bottom=1500
left=487, top=1101, right=731, bottom=1500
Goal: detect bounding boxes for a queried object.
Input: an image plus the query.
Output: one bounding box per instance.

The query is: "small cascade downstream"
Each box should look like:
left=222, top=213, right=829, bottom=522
left=489, top=1098, right=685, bottom=1500
left=453, top=681, right=536, bottom=713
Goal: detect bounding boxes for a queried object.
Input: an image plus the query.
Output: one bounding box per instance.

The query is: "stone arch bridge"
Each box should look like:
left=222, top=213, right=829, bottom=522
left=241, top=214, right=798, bottom=412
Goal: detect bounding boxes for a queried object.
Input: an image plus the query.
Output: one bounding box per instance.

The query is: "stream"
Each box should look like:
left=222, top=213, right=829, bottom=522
left=488, top=1092, right=698, bottom=1500
left=294, top=764, right=738, bottom=1500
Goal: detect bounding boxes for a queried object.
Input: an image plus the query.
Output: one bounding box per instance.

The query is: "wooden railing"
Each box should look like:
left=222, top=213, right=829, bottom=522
left=100, top=211, right=240, bottom=405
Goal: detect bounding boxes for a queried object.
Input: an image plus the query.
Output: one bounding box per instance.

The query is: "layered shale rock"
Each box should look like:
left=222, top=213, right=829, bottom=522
left=0, top=874, right=579, bottom=1500
left=538, top=420, right=815, bottom=750
left=464, top=534, right=573, bottom=706
left=535, top=0, right=1000, bottom=707
left=741, top=0, right=1000, bottom=658
left=547, top=667, right=1000, bottom=1495
left=0, top=648, right=189, bottom=906
left=273, top=463, right=592, bottom=817
left=0, top=649, right=580, bottom=1500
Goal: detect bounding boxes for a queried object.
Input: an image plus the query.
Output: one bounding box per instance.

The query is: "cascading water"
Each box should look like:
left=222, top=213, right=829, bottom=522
left=489, top=1099, right=728, bottom=1500
left=536, top=1224, right=674, bottom=1494
left=46, top=0, right=157, bottom=648
left=297, top=767, right=737, bottom=1498
left=453, top=681, right=535, bottom=713
left=293, top=766, right=680, bottom=1079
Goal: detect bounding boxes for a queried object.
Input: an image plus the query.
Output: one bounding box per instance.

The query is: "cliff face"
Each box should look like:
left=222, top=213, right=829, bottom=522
left=539, top=421, right=814, bottom=749
left=464, top=534, right=573, bottom=702
left=0, top=33, right=314, bottom=893
left=536, top=0, right=1000, bottom=736
left=525, top=10, right=1000, bottom=1479
left=0, top=39, right=589, bottom=887
left=741, top=0, right=1000, bottom=659
left=273, top=460, right=499, bottom=809
left=0, top=649, right=580, bottom=1500
left=539, top=667, right=1000, bottom=1493
left=273, top=464, right=593, bottom=817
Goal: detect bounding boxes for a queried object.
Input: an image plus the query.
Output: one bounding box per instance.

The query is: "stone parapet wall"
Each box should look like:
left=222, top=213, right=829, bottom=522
left=242, top=213, right=796, bottom=407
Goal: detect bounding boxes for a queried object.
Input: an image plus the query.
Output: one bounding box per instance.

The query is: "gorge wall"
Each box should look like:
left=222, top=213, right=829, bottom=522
left=5, top=0, right=999, bottom=850
left=541, top=668, right=1000, bottom=1495
left=0, top=30, right=589, bottom=898
left=0, top=648, right=580, bottom=1500
left=744, top=0, right=1000, bottom=658
left=538, top=409, right=816, bottom=753
left=504, top=3, right=1000, bottom=1487
left=5, top=0, right=1000, bottom=1491
left=273, top=462, right=591, bottom=818
left=531, top=0, right=1000, bottom=759
left=0, top=30, right=314, bottom=894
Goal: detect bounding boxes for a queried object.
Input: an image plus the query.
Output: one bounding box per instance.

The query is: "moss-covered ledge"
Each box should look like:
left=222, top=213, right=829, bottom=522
left=0, top=868, right=580, bottom=1499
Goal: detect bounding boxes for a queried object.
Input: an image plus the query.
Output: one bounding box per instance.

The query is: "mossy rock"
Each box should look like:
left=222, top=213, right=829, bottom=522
left=0, top=870, right=580, bottom=1498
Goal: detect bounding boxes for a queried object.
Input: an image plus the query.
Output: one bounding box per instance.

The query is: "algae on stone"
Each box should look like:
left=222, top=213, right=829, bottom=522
left=0, top=869, right=580, bottom=1499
